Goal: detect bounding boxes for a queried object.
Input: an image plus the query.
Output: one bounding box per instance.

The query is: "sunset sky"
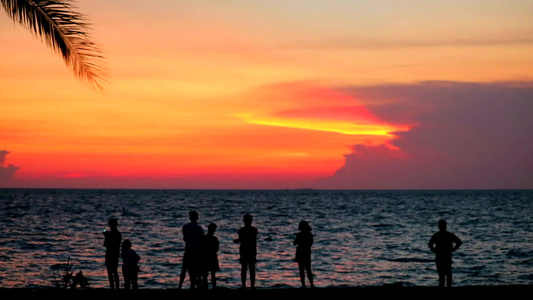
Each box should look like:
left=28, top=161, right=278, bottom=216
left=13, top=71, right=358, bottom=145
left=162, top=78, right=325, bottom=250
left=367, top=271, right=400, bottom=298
left=1, top=0, right=532, bottom=189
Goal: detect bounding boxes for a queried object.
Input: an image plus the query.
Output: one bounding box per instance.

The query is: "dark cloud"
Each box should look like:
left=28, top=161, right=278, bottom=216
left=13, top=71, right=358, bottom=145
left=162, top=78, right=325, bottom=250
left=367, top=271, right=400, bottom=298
left=317, top=81, right=533, bottom=189
left=0, top=150, right=9, bottom=165
left=0, top=150, right=20, bottom=184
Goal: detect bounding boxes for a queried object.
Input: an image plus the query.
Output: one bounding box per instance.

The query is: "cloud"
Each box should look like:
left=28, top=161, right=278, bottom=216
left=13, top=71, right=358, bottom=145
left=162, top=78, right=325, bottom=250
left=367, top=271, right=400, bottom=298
left=0, top=150, right=20, bottom=184
left=288, top=36, right=533, bottom=50
left=0, top=150, right=9, bottom=165
left=237, top=81, right=410, bottom=137
left=317, top=81, right=533, bottom=189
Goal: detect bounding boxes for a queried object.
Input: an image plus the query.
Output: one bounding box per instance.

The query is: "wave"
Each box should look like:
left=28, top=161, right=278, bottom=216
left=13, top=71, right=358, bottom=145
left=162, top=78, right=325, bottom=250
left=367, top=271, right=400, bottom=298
left=384, top=258, right=434, bottom=263
left=507, top=249, right=533, bottom=258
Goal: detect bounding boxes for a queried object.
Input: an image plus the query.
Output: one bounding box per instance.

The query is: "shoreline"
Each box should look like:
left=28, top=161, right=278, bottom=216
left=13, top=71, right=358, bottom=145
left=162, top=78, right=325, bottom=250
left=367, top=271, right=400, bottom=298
left=1, top=285, right=531, bottom=299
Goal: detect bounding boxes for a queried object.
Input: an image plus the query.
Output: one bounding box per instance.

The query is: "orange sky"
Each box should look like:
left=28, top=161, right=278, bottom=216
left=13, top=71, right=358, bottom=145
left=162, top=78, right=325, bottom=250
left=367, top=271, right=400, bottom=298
left=1, top=1, right=532, bottom=189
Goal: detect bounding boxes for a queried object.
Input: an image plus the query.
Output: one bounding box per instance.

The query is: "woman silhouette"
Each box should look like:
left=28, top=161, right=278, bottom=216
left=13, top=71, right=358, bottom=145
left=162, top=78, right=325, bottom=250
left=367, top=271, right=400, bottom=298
left=294, top=220, right=315, bottom=288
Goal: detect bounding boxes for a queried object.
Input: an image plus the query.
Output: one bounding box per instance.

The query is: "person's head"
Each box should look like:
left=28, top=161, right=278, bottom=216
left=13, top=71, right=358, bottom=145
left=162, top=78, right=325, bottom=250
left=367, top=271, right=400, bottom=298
left=122, top=239, right=132, bottom=250
left=438, top=219, right=447, bottom=231
left=298, top=220, right=312, bottom=232
left=243, top=214, right=253, bottom=226
left=208, top=223, right=217, bottom=234
left=189, top=211, right=198, bottom=223
left=108, top=217, right=118, bottom=229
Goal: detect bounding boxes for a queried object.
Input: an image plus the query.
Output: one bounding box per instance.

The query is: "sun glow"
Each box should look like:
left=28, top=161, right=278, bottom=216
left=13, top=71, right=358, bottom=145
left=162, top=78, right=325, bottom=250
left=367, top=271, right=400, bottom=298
left=240, top=114, right=408, bottom=137
left=1, top=0, right=530, bottom=189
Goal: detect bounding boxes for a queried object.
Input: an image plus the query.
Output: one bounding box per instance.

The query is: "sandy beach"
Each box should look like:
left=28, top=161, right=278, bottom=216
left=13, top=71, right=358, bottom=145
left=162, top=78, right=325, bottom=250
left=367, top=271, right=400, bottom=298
left=1, top=285, right=531, bottom=300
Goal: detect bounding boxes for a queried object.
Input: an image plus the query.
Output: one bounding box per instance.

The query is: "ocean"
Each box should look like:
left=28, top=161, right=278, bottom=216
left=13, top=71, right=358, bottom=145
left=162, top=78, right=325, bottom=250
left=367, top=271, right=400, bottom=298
left=0, top=189, right=531, bottom=289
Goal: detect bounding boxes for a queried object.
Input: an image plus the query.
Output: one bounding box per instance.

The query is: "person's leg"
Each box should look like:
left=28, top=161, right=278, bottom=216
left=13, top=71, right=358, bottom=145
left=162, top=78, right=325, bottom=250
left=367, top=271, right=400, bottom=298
left=107, top=266, right=120, bottom=289
left=107, top=268, right=114, bottom=289
left=438, top=272, right=445, bottom=287
left=249, top=263, right=256, bottom=289
left=298, top=262, right=306, bottom=287
left=211, top=271, right=217, bottom=289
left=446, top=267, right=453, bottom=287
left=178, top=263, right=187, bottom=289
left=436, top=262, right=445, bottom=288
left=240, top=264, right=247, bottom=288
left=440, top=260, right=452, bottom=287
left=113, top=269, right=120, bottom=289
left=132, top=271, right=138, bottom=289
left=123, top=271, right=131, bottom=289
left=305, top=264, right=314, bottom=287
left=188, top=267, right=198, bottom=289
left=201, top=270, right=208, bottom=289
left=189, top=255, right=202, bottom=289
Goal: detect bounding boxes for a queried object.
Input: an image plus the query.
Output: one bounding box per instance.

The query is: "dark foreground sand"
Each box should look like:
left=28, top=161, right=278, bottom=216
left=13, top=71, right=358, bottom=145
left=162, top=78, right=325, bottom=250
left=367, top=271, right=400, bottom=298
left=1, top=285, right=531, bottom=300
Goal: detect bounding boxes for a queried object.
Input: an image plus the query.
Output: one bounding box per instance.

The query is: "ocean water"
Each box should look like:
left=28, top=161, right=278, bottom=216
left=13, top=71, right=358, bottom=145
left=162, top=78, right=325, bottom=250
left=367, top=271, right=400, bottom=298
left=0, top=189, right=531, bottom=289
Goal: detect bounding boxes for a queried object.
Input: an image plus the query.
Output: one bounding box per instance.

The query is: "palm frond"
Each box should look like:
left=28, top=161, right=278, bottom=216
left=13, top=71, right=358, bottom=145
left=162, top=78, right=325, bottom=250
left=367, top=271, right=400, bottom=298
left=1, top=0, right=108, bottom=92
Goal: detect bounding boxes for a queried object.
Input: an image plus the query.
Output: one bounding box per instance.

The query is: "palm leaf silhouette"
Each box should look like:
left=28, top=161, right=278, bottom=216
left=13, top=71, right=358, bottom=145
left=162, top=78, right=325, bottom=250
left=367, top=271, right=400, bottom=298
left=1, top=0, right=107, bottom=92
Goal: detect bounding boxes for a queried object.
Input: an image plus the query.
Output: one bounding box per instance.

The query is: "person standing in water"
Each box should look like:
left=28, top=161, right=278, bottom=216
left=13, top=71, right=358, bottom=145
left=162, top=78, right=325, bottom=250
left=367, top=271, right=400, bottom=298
left=294, top=220, right=315, bottom=288
left=234, top=214, right=258, bottom=289
left=428, top=219, right=462, bottom=287
left=103, top=217, right=122, bottom=289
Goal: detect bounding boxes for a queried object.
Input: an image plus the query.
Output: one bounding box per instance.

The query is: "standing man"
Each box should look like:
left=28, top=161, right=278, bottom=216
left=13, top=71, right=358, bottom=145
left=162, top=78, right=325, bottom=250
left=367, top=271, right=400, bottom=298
left=179, top=210, right=204, bottom=289
left=234, top=214, right=258, bottom=289
left=428, top=219, right=462, bottom=287
left=104, top=217, right=122, bottom=289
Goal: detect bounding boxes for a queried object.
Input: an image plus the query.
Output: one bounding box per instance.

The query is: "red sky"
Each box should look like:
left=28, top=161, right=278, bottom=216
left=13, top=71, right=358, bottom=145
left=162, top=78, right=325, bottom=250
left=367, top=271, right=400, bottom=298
left=1, top=1, right=532, bottom=189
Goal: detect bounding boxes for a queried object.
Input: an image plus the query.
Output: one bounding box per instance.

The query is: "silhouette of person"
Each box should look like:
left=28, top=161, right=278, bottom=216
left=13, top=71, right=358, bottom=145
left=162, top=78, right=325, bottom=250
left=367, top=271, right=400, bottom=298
left=294, top=220, right=315, bottom=288
left=179, top=210, right=204, bottom=289
left=121, top=239, right=141, bottom=289
left=428, top=219, right=462, bottom=287
left=103, top=217, right=122, bottom=289
left=201, top=223, right=220, bottom=289
left=234, top=214, right=258, bottom=289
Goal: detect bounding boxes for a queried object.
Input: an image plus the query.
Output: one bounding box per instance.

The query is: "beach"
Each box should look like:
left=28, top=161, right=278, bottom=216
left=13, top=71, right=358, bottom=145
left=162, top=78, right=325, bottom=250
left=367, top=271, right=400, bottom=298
left=1, top=285, right=532, bottom=300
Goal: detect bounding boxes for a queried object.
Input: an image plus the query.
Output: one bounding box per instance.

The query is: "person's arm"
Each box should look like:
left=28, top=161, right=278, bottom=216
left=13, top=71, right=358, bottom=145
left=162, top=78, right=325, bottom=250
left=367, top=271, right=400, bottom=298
left=103, top=230, right=113, bottom=248
left=452, top=234, right=462, bottom=252
left=234, top=228, right=241, bottom=243
left=428, top=234, right=436, bottom=252
left=182, top=225, right=186, bottom=242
